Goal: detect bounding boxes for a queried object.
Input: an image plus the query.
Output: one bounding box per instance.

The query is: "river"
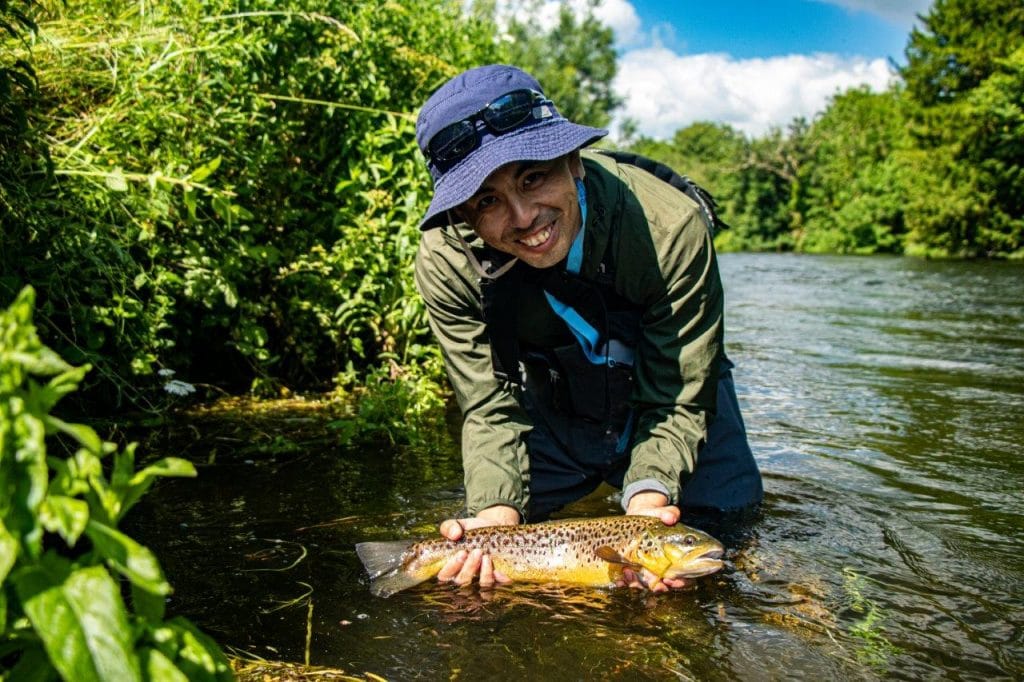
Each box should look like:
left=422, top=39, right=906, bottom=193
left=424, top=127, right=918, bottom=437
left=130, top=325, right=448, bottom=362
left=129, top=253, right=1024, bottom=680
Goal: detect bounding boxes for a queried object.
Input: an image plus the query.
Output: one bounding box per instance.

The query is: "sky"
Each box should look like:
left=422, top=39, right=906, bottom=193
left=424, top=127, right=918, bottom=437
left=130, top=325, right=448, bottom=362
left=537, top=0, right=933, bottom=139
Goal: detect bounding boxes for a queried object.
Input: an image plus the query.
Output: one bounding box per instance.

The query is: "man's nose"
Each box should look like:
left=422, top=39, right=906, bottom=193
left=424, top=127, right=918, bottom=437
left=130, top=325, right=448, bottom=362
left=507, top=195, right=538, bottom=231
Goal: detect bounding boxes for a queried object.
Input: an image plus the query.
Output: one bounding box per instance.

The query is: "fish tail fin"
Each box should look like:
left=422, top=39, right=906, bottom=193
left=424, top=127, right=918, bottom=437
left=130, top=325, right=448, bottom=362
left=356, top=540, right=412, bottom=578
left=368, top=570, right=433, bottom=598
left=355, top=540, right=431, bottom=598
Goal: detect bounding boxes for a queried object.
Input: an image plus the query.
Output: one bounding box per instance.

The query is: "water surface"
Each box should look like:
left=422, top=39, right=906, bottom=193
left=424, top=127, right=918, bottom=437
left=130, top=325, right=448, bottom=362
left=129, top=253, right=1024, bottom=680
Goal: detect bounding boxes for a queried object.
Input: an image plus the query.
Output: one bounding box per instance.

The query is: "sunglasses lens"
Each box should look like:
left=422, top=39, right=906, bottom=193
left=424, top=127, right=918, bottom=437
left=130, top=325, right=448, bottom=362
left=429, top=120, right=478, bottom=164
left=484, top=90, right=538, bottom=131
left=427, top=90, right=549, bottom=168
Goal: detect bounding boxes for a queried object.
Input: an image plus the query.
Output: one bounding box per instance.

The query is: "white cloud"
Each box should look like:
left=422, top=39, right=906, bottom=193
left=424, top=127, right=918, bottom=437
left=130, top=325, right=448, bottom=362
left=612, top=48, right=896, bottom=139
left=590, top=0, right=643, bottom=46
left=476, top=1, right=903, bottom=139
left=497, top=0, right=642, bottom=45
left=814, top=0, right=932, bottom=27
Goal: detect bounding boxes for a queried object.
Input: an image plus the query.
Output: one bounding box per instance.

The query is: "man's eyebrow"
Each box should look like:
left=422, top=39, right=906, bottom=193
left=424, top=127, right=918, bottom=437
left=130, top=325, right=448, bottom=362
left=513, top=160, right=541, bottom=176
left=468, top=161, right=544, bottom=201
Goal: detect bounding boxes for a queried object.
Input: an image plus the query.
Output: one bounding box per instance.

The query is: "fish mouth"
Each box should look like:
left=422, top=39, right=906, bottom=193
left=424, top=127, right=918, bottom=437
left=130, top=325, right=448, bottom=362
left=663, top=548, right=725, bottom=580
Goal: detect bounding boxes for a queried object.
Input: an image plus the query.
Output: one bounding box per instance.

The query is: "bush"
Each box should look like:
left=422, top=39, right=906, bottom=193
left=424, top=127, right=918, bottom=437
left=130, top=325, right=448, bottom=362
left=0, top=0, right=502, bottom=409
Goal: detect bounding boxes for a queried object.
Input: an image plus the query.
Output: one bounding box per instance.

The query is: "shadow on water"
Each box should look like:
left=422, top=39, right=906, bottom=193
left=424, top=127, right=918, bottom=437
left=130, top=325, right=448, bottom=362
left=126, top=254, right=1024, bottom=680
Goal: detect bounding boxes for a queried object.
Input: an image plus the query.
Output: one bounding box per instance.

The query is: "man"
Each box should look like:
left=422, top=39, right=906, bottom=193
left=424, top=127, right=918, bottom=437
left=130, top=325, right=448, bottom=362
left=413, top=64, right=762, bottom=591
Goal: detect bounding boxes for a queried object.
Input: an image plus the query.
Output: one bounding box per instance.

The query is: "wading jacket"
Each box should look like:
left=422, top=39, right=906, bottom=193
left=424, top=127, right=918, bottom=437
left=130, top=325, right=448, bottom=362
left=414, top=151, right=724, bottom=519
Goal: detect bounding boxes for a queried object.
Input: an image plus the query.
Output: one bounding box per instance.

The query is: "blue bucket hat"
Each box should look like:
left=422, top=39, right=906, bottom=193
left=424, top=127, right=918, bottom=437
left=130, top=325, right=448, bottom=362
left=416, top=64, right=608, bottom=230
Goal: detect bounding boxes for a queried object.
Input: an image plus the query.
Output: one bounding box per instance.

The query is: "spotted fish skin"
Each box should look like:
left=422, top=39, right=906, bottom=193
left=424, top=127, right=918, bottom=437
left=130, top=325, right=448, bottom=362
left=355, top=516, right=724, bottom=597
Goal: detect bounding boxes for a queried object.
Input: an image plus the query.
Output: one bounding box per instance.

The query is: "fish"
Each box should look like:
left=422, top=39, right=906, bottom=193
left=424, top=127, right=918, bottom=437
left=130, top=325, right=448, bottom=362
left=355, top=515, right=725, bottom=598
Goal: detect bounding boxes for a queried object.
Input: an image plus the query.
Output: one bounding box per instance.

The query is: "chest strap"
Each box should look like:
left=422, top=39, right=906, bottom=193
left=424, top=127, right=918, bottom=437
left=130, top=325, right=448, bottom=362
left=542, top=181, right=633, bottom=368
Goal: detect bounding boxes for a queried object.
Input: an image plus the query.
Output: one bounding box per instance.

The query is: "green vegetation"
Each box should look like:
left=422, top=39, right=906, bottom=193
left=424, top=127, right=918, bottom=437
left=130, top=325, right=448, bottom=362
left=1, top=1, right=1019, bottom=676
left=0, top=286, right=231, bottom=680
left=0, top=0, right=500, bottom=411
left=633, top=0, right=1023, bottom=259
left=842, top=567, right=902, bottom=668
left=498, top=0, right=621, bottom=128
left=2, top=0, right=1018, bottom=412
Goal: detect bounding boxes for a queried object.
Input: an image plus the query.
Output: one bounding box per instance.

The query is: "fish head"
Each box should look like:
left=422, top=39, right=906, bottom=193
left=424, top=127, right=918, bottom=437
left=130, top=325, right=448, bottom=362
left=633, top=525, right=725, bottom=581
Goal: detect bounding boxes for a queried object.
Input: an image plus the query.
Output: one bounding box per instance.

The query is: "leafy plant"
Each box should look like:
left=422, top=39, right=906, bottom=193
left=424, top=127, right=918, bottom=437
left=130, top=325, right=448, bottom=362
left=842, top=567, right=902, bottom=668
left=329, top=347, right=450, bottom=448
left=0, top=0, right=507, bottom=412
left=0, top=286, right=231, bottom=680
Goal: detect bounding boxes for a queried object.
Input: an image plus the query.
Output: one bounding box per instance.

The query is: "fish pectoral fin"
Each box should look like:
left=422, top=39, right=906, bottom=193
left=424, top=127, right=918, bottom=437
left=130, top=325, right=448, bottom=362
left=595, top=546, right=641, bottom=569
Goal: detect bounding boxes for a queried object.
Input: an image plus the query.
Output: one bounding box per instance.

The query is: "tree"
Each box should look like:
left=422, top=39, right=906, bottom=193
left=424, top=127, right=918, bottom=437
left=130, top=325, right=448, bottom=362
left=957, top=46, right=1024, bottom=256
left=899, top=0, right=1024, bottom=257
left=796, top=87, right=912, bottom=254
left=628, top=121, right=795, bottom=251
left=493, top=0, right=621, bottom=128
left=902, top=0, right=1024, bottom=106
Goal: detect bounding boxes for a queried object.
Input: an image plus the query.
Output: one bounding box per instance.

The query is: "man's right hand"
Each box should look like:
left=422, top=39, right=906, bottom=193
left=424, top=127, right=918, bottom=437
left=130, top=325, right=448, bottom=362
left=436, top=505, right=519, bottom=589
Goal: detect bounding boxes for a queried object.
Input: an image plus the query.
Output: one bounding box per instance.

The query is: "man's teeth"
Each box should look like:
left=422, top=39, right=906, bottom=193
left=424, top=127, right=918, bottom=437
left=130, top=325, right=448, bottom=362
left=521, top=227, right=551, bottom=247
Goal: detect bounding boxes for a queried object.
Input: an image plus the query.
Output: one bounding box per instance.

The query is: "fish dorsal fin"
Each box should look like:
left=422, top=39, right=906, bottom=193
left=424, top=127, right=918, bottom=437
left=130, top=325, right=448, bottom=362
left=596, top=545, right=640, bottom=569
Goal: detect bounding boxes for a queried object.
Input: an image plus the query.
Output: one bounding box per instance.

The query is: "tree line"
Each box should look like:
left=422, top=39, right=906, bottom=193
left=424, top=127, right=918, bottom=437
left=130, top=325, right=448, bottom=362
left=0, top=0, right=1021, bottom=413
left=630, top=0, right=1023, bottom=259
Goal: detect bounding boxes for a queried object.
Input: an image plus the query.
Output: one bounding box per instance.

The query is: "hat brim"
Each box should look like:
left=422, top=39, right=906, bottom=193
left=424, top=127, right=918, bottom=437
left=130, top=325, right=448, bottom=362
left=419, top=118, right=607, bottom=230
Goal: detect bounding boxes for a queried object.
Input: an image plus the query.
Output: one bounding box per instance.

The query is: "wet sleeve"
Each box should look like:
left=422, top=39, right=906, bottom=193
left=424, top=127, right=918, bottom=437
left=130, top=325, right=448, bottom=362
left=413, top=232, right=531, bottom=519
left=620, top=190, right=724, bottom=506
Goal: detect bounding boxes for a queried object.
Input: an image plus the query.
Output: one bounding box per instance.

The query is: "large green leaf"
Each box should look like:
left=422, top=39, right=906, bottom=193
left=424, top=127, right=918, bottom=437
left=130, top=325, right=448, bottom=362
left=131, top=456, right=197, bottom=482
left=110, top=442, right=137, bottom=490
left=39, top=495, right=89, bottom=546
left=149, top=617, right=233, bottom=682
left=84, top=520, right=170, bottom=596
left=131, top=580, right=166, bottom=623
left=31, top=365, right=90, bottom=413
left=0, top=518, right=17, bottom=583
left=116, top=456, right=196, bottom=519
left=4, top=348, right=72, bottom=377
left=139, top=646, right=190, bottom=682
left=13, top=556, right=142, bottom=682
left=43, top=415, right=103, bottom=453
left=8, top=411, right=48, bottom=558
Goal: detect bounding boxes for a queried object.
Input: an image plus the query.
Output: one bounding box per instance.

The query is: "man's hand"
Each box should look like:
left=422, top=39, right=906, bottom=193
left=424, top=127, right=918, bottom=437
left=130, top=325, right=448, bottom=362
left=436, top=505, right=519, bottom=588
left=622, top=491, right=689, bottom=592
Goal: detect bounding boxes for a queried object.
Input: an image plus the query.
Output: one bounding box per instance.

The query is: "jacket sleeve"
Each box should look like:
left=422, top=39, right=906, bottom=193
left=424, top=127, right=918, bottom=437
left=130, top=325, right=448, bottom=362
left=413, top=229, right=532, bottom=519
left=615, top=168, right=724, bottom=505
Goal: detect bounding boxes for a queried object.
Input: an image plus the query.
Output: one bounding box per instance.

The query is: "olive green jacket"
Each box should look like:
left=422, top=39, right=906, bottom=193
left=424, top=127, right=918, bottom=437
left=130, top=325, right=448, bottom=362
left=414, top=151, right=724, bottom=518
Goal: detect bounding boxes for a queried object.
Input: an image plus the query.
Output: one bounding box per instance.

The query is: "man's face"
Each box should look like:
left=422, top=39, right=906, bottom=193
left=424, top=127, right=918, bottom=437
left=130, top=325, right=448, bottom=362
left=456, top=153, right=584, bottom=269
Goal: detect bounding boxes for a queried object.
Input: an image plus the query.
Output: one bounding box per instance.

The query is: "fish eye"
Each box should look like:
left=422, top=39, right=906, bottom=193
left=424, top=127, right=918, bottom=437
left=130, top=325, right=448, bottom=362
left=683, top=534, right=697, bottom=546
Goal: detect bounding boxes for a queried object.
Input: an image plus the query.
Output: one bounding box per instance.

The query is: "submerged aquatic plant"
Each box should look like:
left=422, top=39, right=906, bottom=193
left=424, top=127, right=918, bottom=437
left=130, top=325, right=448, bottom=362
left=842, top=566, right=903, bottom=668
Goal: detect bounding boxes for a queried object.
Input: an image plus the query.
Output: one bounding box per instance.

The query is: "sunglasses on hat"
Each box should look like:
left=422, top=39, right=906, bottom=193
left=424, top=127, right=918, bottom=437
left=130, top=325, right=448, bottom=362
left=426, top=89, right=555, bottom=172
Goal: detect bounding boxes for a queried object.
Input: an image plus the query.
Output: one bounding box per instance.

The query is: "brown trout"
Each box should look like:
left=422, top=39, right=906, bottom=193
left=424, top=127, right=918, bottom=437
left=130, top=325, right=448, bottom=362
left=355, top=515, right=724, bottom=597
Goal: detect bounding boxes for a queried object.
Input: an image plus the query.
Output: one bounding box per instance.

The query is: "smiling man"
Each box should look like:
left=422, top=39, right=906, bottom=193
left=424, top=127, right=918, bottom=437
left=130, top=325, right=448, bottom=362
left=413, top=64, right=762, bottom=591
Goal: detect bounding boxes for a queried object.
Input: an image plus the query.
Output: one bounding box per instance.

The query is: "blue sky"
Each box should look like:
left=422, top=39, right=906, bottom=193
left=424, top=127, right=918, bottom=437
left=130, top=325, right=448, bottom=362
left=626, top=0, right=921, bottom=61
left=534, top=0, right=933, bottom=139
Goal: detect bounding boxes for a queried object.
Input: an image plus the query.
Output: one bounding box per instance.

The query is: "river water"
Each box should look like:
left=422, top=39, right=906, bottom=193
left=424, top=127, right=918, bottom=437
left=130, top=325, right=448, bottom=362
left=129, top=253, right=1024, bottom=680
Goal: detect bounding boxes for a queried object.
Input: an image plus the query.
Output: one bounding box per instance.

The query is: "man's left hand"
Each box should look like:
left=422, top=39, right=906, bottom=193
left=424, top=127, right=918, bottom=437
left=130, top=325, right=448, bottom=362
left=621, top=491, right=689, bottom=592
